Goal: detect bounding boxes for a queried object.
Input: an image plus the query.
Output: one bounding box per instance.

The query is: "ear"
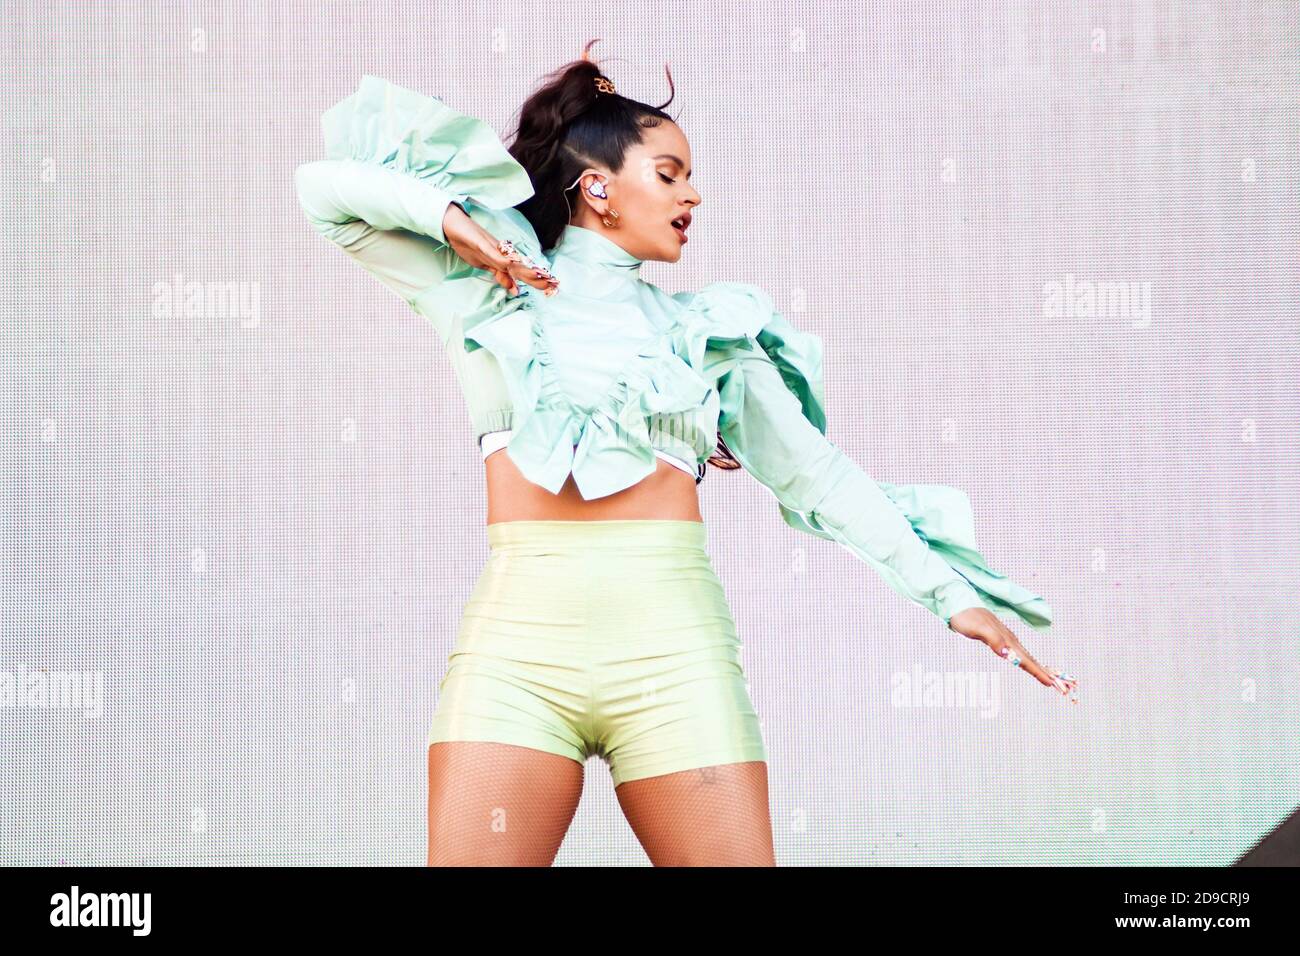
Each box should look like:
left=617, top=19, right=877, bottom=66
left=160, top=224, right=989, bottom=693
left=570, top=174, right=609, bottom=219
left=565, top=169, right=612, bottom=222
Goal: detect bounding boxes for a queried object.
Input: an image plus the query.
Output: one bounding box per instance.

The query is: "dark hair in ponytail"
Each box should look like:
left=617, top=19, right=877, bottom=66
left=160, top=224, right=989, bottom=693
left=504, top=39, right=742, bottom=479
left=505, top=39, right=676, bottom=253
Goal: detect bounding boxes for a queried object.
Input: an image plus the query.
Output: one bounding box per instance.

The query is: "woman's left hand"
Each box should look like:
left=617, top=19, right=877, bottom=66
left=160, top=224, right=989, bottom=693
left=948, top=606, right=1077, bottom=698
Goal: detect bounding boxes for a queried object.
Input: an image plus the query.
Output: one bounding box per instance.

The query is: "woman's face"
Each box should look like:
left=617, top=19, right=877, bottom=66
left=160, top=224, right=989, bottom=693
left=573, top=120, right=701, bottom=263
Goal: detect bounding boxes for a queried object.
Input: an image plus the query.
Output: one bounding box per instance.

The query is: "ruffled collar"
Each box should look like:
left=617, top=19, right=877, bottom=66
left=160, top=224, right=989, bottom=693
left=550, top=224, right=644, bottom=275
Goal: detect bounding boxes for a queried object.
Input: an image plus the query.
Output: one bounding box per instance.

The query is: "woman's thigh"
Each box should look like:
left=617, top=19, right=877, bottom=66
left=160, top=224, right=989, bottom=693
left=614, top=760, right=775, bottom=866
left=427, top=741, right=585, bottom=866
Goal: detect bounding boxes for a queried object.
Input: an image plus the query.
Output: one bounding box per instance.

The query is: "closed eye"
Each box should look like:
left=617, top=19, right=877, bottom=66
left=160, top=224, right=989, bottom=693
left=658, top=172, right=676, bottom=184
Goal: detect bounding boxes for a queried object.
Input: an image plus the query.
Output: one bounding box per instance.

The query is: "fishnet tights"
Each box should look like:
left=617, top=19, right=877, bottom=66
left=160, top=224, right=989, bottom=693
left=427, top=743, right=775, bottom=866
left=427, top=742, right=584, bottom=866
left=614, top=760, right=776, bottom=866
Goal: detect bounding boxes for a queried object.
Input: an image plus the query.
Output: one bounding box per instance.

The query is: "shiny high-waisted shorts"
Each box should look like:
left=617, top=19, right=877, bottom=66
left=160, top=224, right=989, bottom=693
left=427, top=519, right=768, bottom=787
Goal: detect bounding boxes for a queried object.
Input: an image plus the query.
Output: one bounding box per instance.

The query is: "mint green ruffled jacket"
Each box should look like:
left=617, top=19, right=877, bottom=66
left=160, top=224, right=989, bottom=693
left=294, top=75, right=1052, bottom=631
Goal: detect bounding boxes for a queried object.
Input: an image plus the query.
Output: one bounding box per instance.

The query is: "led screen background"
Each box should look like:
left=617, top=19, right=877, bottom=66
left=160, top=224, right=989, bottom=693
left=3, top=1, right=1298, bottom=865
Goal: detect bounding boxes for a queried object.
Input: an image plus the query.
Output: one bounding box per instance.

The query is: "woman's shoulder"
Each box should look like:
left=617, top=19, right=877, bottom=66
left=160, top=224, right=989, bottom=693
left=666, top=280, right=818, bottom=356
left=664, top=278, right=823, bottom=365
left=668, top=280, right=775, bottom=329
left=662, top=279, right=828, bottom=434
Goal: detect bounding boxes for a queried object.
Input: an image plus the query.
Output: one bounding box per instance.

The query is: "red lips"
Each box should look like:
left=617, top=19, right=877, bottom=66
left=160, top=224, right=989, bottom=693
left=671, top=211, right=691, bottom=242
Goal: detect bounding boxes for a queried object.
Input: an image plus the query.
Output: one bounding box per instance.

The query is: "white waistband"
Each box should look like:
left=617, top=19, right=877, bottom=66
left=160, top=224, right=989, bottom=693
left=479, top=429, right=700, bottom=481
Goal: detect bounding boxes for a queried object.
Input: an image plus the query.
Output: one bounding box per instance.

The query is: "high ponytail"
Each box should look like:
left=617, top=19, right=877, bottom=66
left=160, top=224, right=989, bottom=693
left=504, top=38, right=676, bottom=252
left=504, top=40, right=743, bottom=478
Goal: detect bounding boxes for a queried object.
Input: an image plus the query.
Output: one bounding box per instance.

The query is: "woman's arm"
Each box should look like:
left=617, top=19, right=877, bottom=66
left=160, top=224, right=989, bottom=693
left=294, top=159, right=464, bottom=304
left=718, top=347, right=989, bottom=628
left=719, top=345, right=1071, bottom=694
left=293, top=75, right=553, bottom=306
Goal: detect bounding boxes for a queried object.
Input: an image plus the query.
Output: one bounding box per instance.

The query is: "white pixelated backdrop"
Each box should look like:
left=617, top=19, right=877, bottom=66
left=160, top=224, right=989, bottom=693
left=2, top=1, right=1298, bottom=865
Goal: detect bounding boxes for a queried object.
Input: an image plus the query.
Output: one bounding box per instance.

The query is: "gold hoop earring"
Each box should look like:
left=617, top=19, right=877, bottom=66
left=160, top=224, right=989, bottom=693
left=601, top=208, right=621, bottom=229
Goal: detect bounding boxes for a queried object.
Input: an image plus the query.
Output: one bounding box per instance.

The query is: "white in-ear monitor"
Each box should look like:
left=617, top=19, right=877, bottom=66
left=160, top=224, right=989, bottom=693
left=562, top=169, right=610, bottom=222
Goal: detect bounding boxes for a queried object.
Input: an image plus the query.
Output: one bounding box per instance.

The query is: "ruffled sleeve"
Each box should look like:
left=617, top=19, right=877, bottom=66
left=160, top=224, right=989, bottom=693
left=294, top=75, right=546, bottom=303
left=672, top=281, right=827, bottom=431
left=704, top=283, right=1053, bottom=631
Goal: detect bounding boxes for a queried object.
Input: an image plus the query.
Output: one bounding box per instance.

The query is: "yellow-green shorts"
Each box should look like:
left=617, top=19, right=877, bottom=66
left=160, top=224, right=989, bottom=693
left=427, top=519, right=768, bottom=787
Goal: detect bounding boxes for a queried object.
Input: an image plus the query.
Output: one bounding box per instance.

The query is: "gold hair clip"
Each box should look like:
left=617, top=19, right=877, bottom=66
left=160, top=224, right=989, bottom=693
left=594, top=77, right=616, bottom=95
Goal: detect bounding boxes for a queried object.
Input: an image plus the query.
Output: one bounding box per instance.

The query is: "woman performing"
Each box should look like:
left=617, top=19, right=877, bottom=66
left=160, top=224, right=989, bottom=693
left=294, top=42, right=1078, bottom=867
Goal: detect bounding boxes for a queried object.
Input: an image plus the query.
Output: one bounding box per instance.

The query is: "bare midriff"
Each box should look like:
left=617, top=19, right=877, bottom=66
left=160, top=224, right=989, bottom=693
left=484, top=448, right=703, bottom=524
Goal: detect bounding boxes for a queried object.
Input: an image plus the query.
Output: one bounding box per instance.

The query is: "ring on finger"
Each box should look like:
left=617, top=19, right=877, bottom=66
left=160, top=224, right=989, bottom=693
left=497, top=238, right=551, bottom=275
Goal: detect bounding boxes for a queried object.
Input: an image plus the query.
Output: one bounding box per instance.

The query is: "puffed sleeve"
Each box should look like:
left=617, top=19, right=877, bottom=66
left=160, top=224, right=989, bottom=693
left=710, top=296, right=1053, bottom=631
left=294, top=74, right=539, bottom=305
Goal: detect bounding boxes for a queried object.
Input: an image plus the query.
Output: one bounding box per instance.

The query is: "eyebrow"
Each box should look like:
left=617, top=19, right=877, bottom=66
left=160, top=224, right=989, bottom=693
left=653, top=154, right=692, bottom=179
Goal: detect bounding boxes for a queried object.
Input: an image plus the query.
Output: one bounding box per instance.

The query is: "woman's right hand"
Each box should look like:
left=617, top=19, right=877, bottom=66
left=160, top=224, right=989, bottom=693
left=442, top=203, right=559, bottom=296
